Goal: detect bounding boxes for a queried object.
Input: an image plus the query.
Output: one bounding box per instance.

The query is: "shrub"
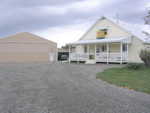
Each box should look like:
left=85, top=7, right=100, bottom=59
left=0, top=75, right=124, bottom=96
left=140, top=49, right=150, bottom=67
left=127, top=63, right=142, bottom=70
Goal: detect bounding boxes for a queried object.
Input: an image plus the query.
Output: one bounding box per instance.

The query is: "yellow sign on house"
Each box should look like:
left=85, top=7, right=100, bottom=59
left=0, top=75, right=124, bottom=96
left=96, top=29, right=107, bottom=39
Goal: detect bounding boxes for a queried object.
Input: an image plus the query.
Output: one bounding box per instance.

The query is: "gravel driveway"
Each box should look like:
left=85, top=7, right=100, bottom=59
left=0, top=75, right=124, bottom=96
left=0, top=63, right=150, bottom=113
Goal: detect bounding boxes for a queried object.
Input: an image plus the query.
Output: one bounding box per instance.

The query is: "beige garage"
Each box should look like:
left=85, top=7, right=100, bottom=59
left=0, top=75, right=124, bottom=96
left=0, top=32, right=57, bottom=62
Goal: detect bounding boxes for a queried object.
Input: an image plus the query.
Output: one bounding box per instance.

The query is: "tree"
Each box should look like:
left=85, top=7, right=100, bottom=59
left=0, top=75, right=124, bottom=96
left=144, top=8, right=150, bottom=25
left=140, top=49, right=150, bottom=67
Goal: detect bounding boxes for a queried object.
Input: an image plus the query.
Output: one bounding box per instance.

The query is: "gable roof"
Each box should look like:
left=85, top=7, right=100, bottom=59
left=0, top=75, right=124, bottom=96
left=0, top=32, right=56, bottom=44
left=79, top=16, right=150, bottom=43
left=107, top=17, right=150, bottom=43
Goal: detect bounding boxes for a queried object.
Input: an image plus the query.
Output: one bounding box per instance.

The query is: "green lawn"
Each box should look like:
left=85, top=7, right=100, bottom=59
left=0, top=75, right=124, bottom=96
left=96, top=67, right=150, bottom=94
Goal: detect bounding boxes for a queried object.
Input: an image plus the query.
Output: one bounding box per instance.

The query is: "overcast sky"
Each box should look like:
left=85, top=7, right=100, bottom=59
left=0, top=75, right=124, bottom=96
left=0, top=0, right=150, bottom=47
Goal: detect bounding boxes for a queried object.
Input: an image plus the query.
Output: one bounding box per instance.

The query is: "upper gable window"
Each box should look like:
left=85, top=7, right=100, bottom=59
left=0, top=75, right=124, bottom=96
left=96, top=29, right=108, bottom=39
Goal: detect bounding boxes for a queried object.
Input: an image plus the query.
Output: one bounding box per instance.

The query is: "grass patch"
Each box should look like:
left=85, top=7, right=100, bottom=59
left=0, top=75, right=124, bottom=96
left=96, top=66, right=150, bottom=94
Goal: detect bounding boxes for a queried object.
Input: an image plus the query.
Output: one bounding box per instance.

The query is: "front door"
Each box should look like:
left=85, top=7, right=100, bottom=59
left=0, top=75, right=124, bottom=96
left=49, top=53, right=54, bottom=62
left=89, top=45, right=95, bottom=60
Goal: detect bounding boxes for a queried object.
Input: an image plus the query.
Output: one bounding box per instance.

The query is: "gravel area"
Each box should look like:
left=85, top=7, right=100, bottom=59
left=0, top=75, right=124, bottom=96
left=0, top=63, right=149, bottom=113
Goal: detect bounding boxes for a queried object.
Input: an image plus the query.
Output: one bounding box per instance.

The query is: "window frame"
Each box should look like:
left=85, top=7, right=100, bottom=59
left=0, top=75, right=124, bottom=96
left=122, top=44, right=127, bottom=52
left=84, top=45, right=88, bottom=53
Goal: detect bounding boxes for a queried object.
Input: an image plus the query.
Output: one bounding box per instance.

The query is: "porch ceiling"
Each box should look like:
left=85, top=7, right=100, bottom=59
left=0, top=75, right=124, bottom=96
left=68, top=37, right=131, bottom=45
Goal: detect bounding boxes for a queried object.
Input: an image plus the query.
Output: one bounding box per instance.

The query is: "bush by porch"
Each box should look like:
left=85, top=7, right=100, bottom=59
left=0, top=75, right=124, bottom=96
left=140, top=49, right=150, bottom=67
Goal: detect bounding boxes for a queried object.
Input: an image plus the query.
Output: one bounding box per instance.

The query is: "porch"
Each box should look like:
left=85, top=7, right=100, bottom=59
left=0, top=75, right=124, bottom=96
left=68, top=38, right=130, bottom=64
left=70, top=52, right=128, bottom=64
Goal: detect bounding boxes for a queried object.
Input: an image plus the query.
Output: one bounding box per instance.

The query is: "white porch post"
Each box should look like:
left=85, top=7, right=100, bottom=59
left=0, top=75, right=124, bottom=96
left=87, top=44, right=90, bottom=59
left=120, top=42, right=123, bottom=64
left=95, top=44, right=97, bottom=61
left=77, top=45, right=80, bottom=64
left=106, top=43, right=109, bottom=64
left=69, top=45, right=71, bottom=64
left=127, top=43, right=129, bottom=62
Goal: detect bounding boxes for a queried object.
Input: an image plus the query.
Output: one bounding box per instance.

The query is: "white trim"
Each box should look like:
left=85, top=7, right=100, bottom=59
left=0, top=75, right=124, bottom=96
left=127, top=44, right=129, bottom=62
left=68, top=37, right=130, bottom=45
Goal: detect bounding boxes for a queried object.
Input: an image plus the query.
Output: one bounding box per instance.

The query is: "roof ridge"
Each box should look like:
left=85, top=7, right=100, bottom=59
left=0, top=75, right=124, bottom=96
left=101, top=16, right=150, bottom=42
left=0, top=32, right=57, bottom=44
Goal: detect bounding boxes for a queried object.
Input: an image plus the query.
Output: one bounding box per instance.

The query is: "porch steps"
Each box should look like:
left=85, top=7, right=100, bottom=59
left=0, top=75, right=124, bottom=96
left=85, top=60, right=96, bottom=64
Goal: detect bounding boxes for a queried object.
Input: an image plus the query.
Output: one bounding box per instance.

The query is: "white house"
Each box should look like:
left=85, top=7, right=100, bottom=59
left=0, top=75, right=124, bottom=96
left=67, top=17, right=150, bottom=64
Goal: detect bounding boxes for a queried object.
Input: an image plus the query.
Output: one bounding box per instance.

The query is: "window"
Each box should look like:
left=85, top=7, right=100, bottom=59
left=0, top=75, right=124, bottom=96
left=146, top=46, right=150, bottom=49
left=96, top=45, right=106, bottom=53
left=147, top=46, right=150, bottom=49
left=96, top=48, right=100, bottom=53
left=96, top=29, right=108, bottom=39
left=102, top=44, right=107, bottom=52
left=84, top=45, right=88, bottom=53
left=122, top=44, right=127, bottom=52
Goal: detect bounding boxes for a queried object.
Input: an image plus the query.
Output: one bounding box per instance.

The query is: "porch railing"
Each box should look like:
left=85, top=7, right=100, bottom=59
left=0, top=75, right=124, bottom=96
left=70, top=52, right=128, bottom=63
left=70, top=53, right=89, bottom=61
left=96, top=52, right=128, bottom=62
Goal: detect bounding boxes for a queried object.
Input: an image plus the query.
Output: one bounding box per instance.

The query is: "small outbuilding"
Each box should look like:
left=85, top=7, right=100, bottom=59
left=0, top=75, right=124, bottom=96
left=0, top=32, right=57, bottom=62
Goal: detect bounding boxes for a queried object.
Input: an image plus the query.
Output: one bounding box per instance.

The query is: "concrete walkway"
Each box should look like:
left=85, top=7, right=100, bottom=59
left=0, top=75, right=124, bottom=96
left=0, top=63, right=149, bottom=113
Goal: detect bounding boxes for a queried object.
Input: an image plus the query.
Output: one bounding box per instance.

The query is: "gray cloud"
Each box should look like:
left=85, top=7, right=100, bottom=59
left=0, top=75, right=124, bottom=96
left=102, top=0, right=148, bottom=23
left=0, top=0, right=149, bottom=37
left=1, top=0, right=82, bottom=7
